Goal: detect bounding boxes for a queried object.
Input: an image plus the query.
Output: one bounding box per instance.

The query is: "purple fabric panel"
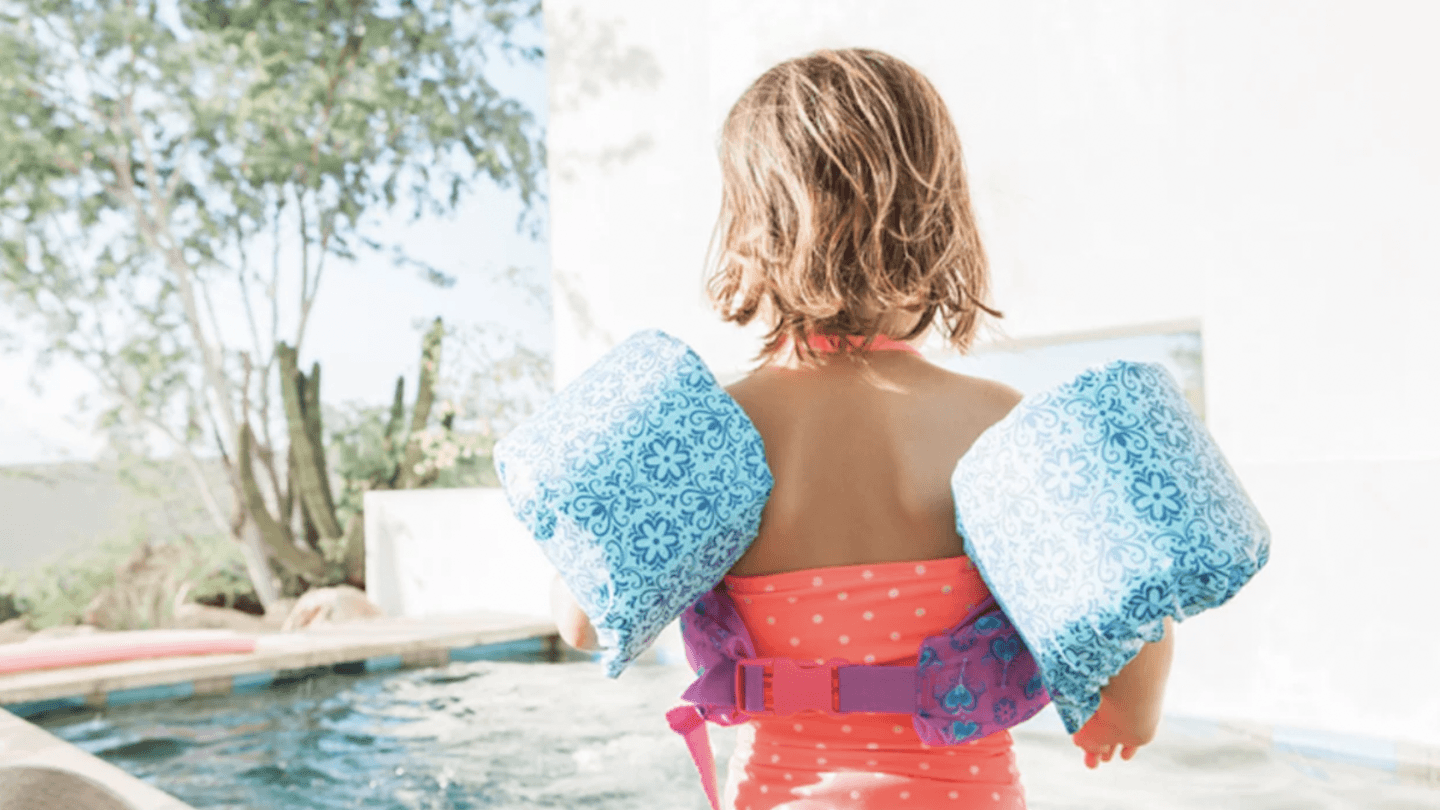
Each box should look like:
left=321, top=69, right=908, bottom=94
left=679, top=589, right=757, bottom=726
left=836, top=666, right=915, bottom=714
left=911, top=602, right=1050, bottom=745
left=681, top=659, right=738, bottom=707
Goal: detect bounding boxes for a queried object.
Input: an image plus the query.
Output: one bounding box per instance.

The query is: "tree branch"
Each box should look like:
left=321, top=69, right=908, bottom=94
left=241, top=350, right=287, bottom=522
left=117, top=90, right=242, bottom=458
left=123, top=84, right=172, bottom=246
left=269, top=187, right=283, bottom=372
left=237, top=232, right=281, bottom=484
left=236, top=227, right=268, bottom=389
left=295, top=186, right=314, bottom=349
left=99, top=364, right=233, bottom=543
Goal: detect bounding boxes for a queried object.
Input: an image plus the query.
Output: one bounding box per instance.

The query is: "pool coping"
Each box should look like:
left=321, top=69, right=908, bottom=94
left=0, top=613, right=559, bottom=810
left=0, top=612, right=557, bottom=716
left=1, top=706, right=194, bottom=810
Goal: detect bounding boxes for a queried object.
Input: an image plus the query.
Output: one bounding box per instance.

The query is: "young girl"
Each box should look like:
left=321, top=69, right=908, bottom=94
left=552, top=47, right=1175, bottom=809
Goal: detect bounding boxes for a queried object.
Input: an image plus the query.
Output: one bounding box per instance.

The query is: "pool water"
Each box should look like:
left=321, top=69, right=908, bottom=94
left=34, top=658, right=1439, bottom=810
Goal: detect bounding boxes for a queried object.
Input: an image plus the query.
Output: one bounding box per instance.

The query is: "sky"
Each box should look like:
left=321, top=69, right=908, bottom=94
left=0, top=15, right=551, bottom=467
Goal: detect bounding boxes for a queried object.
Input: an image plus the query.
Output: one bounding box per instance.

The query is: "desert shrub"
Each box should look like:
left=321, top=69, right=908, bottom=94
left=0, top=590, right=23, bottom=623
left=325, top=401, right=498, bottom=527
left=0, top=525, right=254, bottom=631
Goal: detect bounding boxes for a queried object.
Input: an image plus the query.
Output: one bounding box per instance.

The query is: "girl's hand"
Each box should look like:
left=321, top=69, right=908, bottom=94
left=1071, top=697, right=1147, bottom=768
left=550, top=573, right=600, bottom=651
left=1073, top=618, right=1174, bottom=768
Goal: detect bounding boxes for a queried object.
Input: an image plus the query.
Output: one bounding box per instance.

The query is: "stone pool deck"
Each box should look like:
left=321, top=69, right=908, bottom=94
left=0, top=611, right=556, bottom=717
left=0, top=612, right=558, bottom=810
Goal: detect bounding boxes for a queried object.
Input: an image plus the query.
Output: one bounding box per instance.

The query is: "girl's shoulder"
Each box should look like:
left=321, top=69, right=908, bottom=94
left=928, top=364, right=1025, bottom=423
left=724, top=358, right=1023, bottom=435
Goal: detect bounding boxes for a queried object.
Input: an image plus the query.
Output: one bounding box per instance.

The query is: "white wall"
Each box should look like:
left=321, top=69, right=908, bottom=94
left=543, top=0, right=1440, bottom=747
left=365, top=488, right=552, bottom=619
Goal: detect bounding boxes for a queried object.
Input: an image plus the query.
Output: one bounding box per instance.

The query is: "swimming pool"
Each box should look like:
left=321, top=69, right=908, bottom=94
left=32, top=656, right=1439, bottom=810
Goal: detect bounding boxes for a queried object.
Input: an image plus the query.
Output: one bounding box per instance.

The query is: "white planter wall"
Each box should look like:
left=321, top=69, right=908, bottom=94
left=365, top=488, right=552, bottom=620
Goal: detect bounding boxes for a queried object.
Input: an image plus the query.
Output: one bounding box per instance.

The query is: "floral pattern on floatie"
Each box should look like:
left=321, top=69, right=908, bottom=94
left=494, top=330, right=773, bottom=677
left=952, top=360, right=1270, bottom=733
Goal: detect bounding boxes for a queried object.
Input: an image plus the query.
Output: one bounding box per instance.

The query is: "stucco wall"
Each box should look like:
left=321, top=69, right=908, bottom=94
left=365, top=488, right=552, bottom=620
left=543, top=0, right=1440, bottom=747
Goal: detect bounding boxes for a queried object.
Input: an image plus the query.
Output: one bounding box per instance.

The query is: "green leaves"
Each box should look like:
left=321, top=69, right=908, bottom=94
left=0, top=0, right=545, bottom=596
left=184, top=0, right=543, bottom=228
left=1, top=0, right=543, bottom=435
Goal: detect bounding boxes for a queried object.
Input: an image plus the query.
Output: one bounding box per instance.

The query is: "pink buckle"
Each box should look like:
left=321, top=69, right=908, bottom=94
left=735, top=658, right=847, bottom=716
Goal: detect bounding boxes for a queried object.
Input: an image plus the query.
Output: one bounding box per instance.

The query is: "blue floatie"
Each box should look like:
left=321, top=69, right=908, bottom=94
left=952, top=360, right=1270, bottom=732
left=496, top=332, right=1268, bottom=732
left=494, top=330, right=773, bottom=676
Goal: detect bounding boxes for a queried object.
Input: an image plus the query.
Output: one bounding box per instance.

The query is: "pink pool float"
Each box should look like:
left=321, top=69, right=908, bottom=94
left=0, top=630, right=257, bottom=674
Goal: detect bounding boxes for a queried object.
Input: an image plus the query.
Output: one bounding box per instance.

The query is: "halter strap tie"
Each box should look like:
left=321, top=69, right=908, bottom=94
left=803, top=333, right=921, bottom=356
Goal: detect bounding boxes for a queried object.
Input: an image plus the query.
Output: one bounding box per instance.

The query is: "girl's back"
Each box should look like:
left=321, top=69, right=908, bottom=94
left=727, top=349, right=1021, bottom=577
left=717, top=345, right=1031, bottom=809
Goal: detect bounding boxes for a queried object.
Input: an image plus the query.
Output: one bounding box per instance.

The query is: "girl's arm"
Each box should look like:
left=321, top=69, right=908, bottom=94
left=550, top=572, right=601, bottom=651
left=1071, top=617, right=1175, bottom=768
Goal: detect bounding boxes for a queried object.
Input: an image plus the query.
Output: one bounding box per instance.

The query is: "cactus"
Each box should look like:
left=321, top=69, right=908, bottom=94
left=236, top=317, right=449, bottom=591
left=276, top=344, right=342, bottom=541
left=237, top=423, right=328, bottom=581
left=383, top=377, right=405, bottom=459
left=395, top=318, right=444, bottom=490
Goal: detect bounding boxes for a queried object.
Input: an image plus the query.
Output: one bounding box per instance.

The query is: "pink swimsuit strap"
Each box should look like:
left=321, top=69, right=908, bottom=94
left=802, top=333, right=921, bottom=356
left=723, top=554, right=974, bottom=593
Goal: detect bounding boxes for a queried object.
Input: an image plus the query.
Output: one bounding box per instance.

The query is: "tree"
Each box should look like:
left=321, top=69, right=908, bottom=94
left=0, top=0, right=545, bottom=608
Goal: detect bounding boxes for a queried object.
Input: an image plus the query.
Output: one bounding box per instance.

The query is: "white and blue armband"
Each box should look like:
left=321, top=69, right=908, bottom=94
left=952, top=361, right=1270, bottom=733
left=493, top=330, right=773, bottom=677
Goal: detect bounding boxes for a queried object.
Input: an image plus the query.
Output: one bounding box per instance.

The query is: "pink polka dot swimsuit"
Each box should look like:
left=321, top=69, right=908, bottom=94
left=720, top=557, right=1026, bottom=809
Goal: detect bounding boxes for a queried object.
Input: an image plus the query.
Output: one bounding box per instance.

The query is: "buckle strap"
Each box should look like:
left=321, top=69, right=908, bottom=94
left=735, top=658, right=917, bottom=716
left=837, top=664, right=916, bottom=714
left=670, top=657, right=918, bottom=810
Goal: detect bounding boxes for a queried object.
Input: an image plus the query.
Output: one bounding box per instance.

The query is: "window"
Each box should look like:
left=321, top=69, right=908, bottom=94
left=935, top=328, right=1205, bottom=420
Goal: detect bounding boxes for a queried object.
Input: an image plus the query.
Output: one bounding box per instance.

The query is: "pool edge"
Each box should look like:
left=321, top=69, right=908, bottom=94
left=0, top=613, right=558, bottom=710
left=0, top=706, right=194, bottom=810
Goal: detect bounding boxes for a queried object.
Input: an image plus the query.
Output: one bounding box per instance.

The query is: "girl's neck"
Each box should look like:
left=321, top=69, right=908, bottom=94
left=803, top=333, right=922, bottom=356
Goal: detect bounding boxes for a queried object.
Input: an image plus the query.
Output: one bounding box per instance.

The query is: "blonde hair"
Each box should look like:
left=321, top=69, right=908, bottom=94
left=706, top=48, right=1000, bottom=363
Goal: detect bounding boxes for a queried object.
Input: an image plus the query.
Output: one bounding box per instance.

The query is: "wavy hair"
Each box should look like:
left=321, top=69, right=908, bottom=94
left=706, top=48, right=1000, bottom=363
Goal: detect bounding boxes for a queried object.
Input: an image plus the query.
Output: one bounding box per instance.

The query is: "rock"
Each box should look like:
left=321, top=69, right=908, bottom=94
left=280, top=586, right=383, bottom=632
left=0, top=618, right=31, bottom=645
left=169, top=602, right=270, bottom=633
left=262, top=598, right=297, bottom=630
left=83, top=541, right=187, bottom=630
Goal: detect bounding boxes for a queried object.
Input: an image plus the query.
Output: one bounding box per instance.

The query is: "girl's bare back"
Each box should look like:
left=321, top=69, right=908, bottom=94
left=726, top=349, right=1022, bottom=577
